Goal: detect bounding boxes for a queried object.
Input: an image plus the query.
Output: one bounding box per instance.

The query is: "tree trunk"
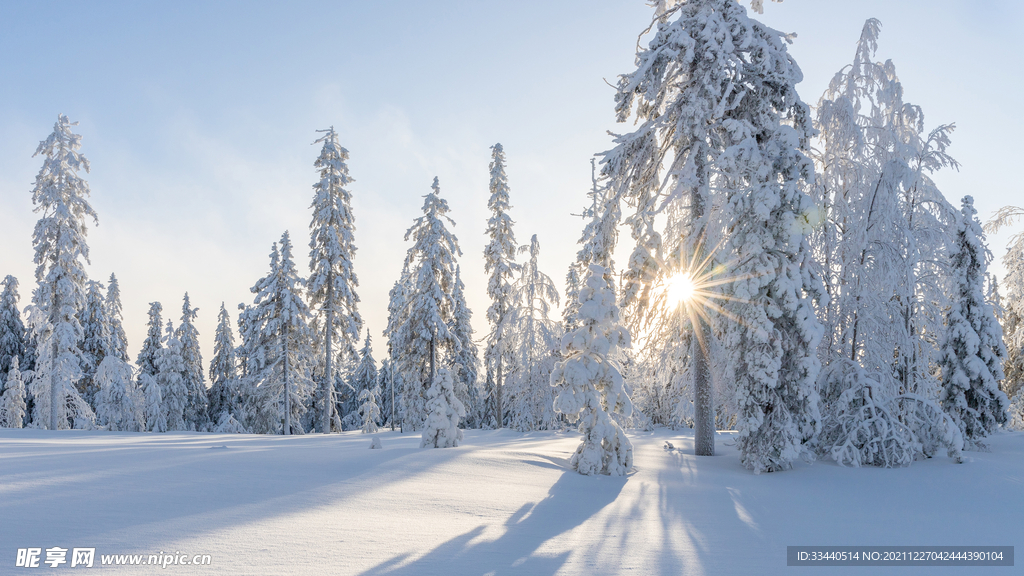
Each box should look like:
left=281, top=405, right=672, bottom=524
left=692, top=144, right=714, bottom=456
left=323, top=272, right=334, bottom=434
left=50, top=283, right=59, bottom=431
left=693, top=319, right=714, bottom=456
left=283, top=335, right=291, bottom=436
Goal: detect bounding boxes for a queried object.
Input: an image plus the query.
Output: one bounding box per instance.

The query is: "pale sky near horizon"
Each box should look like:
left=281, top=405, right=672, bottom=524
left=1, top=1, right=1021, bottom=372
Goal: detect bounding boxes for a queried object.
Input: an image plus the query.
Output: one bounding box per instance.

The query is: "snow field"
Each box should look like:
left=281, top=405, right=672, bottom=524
left=2, top=428, right=1022, bottom=575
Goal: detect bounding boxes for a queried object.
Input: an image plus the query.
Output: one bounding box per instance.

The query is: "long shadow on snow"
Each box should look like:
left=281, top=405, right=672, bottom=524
left=358, top=466, right=627, bottom=576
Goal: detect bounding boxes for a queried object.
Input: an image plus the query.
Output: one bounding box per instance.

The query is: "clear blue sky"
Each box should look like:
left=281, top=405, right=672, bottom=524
left=1, top=1, right=1020, bottom=367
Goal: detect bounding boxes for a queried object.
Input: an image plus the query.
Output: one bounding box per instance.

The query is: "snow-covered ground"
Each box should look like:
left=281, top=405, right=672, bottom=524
left=2, top=427, right=1021, bottom=575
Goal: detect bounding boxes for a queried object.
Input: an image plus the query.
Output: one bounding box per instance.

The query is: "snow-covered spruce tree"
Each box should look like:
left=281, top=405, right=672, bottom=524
left=448, top=265, right=482, bottom=428
left=93, top=355, right=144, bottom=432
left=714, top=34, right=824, bottom=473
left=78, top=279, right=110, bottom=407
left=207, top=303, right=239, bottom=425
left=30, top=114, right=97, bottom=430
left=563, top=160, right=619, bottom=336
left=939, top=196, right=1009, bottom=448
left=420, top=367, right=466, bottom=448
left=308, top=127, right=363, bottom=433
left=378, top=358, right=396, bottom=429
left=156, top=320, right=188, bottom=431
left=506, top=235, right=561, bottom=431
left=242, top=232, right=315, bottom=435
left=142, top=372, right=166, bottom=433
left=0, top=275, right=27, bottom=395
left=384, top=264, right=412, bottom=429
left=176, top=293, right=208, bottom=431
left=396, top=178, right=463, bottom=430
left=1, top=357, right=27, bottom=428
left=349, top=330, right=378, bottom=423
left=136, top=302, right=163, bottom=388
left=359, top=383, right=381, bottom=434
left=105, top=273, right=128, bottom=363
left=551, top=265, right=633, bottom=476
left=483, top=143, right=518, bottom=429
left=601, top=0, right=821, bottom=462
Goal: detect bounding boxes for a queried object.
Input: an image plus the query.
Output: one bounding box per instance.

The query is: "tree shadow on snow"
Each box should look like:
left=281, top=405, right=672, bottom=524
left=358, top=469, right=627, bottom=576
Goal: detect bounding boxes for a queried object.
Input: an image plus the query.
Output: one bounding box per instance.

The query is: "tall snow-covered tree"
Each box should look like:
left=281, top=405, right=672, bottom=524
left=0, top=275, right=27, bottom=395
left=448, top=265, right=481, bottom=428
left=377, top=358, right=396, bottom=430
left=483, top=143, right=518, bottom=428
left=1, top=357, right=27, bottom=428
left=394, top=178, right=463, bottom=430
left=93, top=355, right=144, bottom=432
left=308, top=127, right=363, bottom=433
left=176, top=293, right=208, bottom=431
left=136, top=302, right=163, bottom=386
left=241, top=232, right=315, bottom=435
left=551, top=264, right=633, bottom=476
left=811, top=19, right=962, bottom=467
left=78, top=279, right=111, bottom=406
left=506, top=235, right=561, bottom=430
left=30, top=114, right=97, bottom=430
left=208, top=303, right=239, bottom=424
left=939, top=196, right=1009, bottom=448
left=420, top=367, right=466, bottom=449
left=156, top=320, right=188, bottom=431
left=601, top=0, right=821, bottom=462
left=105, top=273, right=128, bottom=363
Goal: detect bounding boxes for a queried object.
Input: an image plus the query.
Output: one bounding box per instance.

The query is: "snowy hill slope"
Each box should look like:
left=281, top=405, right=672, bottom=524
left=2, top=428, right=1021, bottom=575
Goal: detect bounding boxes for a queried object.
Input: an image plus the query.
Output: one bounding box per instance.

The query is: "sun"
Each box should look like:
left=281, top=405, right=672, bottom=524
left=664, top=272, right=697, bottom=307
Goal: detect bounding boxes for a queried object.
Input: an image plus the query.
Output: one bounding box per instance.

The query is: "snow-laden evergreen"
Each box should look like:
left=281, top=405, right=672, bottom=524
left=359, top=383, right=381, bottom=434
left=78, top=279, right=110, bottom=407
left=176, top=293, right=208, bottom=431
left=349, top=330, right=377, bottom=413
left=93, top=355, right=144, bottom=432
left=30, top=114, right=97, bottom=430
left=563, top=160, right=619, bottom=336
left=384, top=265, right=411, bottom=429
left=136, top=302, right=163, bottom=387
left=105, top=273, right=128, bottom=363
left=506, top=235, right=561, bottom=431
left=156, top=320, right=188, bottom=431
left=377, top=358, right=396, bottom=430
left=393, top=178, right=463, bottom=430
left=448, top=266, right=482, bottom=428
left=208, top=303, right=239, bottom=425
left=142, top=372, right=166, bottom=433
left=939, top=196, right=1009, bottom=449
left=601, top=0, right=823, bottom=465
left=308, top=127, right=363, bottom=433
left=1, top=357, right=27, bottom=428
left=420, top=367, right=466, bottom=448
left=483, top=143, right=518, bottom=428
left=0, top=275, right=27, bottom=394
left=212, top=411, right=247, bottom=433
left=551, top=265, right=633, bottom=476
left=240, top=232, right=315, bottom=435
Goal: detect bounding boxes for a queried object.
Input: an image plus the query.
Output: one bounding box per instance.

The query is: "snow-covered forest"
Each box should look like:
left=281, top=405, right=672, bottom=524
left=1, top=1, right=1023, bottom=479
